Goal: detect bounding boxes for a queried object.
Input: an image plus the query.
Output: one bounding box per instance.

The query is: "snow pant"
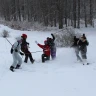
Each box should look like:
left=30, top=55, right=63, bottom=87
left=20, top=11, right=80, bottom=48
left=42, top=54, right=50, bottom=63
left=74, top=46, right=82, bottom=62
left=51, top=46, right=56, bottom=59
left=80, top=47, right=87, bottom=59
left=12, top=51, right=22, bottom=68
left=24, top=50, right=34, bottom=63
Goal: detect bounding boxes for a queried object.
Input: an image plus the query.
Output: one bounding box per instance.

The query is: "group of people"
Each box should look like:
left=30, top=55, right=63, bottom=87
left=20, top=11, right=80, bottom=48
left=35, top=33, right=56, bottom=62
left=72, top=34, right=89, bottom=65
left=10, top=33, right=56, bottom=72
left=9, top=32, right=89, bottom=72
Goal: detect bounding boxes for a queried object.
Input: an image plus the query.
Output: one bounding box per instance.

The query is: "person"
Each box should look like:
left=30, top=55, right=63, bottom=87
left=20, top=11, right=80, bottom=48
left=72, top=36, right=82, bottom=62
left=82, top=33, right=87, bottom=39
left=77, top=36, right=89, bottom=65
left=35, top=40, right=50, bottom=63
left=47, top=33, right=56, bottom=59
left=21, top=34, right=34, bottom=64
left=10, top=37, right=24, bottom=72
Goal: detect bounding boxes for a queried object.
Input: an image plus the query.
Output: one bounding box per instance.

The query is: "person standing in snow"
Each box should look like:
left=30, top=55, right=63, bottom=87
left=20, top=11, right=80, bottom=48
left=77, top=36, right=89, bottom=65
left=72, top=36, right=82, bottom=62
left=10, top=37, right=24, bottom=72
left=21, top=34, right=35, bottom=64
left=35, top=40, right=50, bottom=63
left=82, top=33, right=87, bottom=39
left=47, top=33, right=56, bottom=59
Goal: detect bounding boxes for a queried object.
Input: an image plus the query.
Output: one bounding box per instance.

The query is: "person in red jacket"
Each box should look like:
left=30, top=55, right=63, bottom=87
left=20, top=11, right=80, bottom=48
left=35, top=40, right=50, bottom=63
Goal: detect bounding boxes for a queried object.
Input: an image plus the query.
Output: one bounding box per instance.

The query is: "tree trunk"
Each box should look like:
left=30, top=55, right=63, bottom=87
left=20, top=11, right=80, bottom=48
left=84, top=0, right=87, bottom=27
left=77, top=0, right=80, bottom=28
left=73, top=0, right=77, bottom=28
left=89, top=0, right=93, bottom=26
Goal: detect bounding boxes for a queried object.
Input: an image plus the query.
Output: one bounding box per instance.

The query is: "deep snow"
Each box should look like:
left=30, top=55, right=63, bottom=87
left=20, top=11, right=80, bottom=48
left=0, top=25, right=96, bottom=96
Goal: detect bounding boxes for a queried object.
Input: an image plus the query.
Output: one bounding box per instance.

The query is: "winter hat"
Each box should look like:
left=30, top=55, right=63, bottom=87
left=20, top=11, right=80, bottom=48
left=21, top=34, right=27, bottom=38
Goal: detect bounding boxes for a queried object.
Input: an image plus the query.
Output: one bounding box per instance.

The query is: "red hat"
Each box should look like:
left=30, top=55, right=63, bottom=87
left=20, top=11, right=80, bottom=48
left=22, top=34, right=27, bottom=38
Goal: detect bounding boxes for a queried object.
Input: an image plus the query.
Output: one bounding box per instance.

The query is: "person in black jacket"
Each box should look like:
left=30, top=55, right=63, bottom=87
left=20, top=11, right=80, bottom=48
left=82, top=33, right=87, bottom=39
left=72, top=36, right=82, bottom=62
left=47, top=34, right=56, bottom=59
left=21, top=34, right=34, bottom=64
left=77, top=36, right=89, bottom=64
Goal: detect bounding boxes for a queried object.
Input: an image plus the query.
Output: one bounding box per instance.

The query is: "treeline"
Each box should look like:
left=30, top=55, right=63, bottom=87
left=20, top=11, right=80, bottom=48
left=0, top=0, right=96, bottom=29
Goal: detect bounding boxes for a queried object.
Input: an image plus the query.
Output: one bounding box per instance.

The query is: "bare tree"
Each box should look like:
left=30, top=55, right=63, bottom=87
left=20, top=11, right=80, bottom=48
left=0, top=0, right=95, bottom=29
left=73, top=0, right=77, bottom=28
left=77, top=0, right=80, bottom=28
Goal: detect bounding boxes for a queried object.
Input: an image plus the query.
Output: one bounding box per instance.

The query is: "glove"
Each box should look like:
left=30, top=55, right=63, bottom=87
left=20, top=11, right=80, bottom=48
left=10, top=48, right=13, bottom=54
left=15, top=49, right=18, bottom=52
left=20, top=52, right=24, bottom=55
left=35, top=41, right=38, bottom=44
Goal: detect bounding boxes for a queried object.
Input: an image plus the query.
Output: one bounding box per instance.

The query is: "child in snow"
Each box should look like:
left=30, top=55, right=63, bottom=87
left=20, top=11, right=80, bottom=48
left=77, top=36, right=89, bottom=64
left=47, top=33, right=56, bottom=59
left=72, top=36, right=82, bottom=62
left=21, top=34, right=34, bottom=64
left=10, top=37, right=24, bottom=72
left=35, top=40, right=50, bottom=63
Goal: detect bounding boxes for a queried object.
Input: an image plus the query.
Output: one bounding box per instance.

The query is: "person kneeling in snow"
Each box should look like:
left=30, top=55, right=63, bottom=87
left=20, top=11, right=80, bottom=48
left=35, top=40, right=50, bottom=63
left=10, top=37, right=24, bottom=72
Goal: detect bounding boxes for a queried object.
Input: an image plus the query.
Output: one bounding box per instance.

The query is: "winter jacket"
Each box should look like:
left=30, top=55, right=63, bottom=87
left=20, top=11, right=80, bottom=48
left=21, top=38, right=29, bottom=53
left=77, top=39, right=89, bottom=52
left=72, top=38, right=79, bottom=47
left=11, top=37, right=22, bottom=54
left=37, top=43, right=50, bottom=56
left=47, top=34, right=55, bottom=49
left=12, top=41, right=21, bottom=52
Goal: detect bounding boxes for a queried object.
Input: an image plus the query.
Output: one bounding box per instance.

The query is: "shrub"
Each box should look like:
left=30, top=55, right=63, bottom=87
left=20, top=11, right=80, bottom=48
left=54, top=27, right=81, bottom=47
left=1, top=30, right=10, bottom=38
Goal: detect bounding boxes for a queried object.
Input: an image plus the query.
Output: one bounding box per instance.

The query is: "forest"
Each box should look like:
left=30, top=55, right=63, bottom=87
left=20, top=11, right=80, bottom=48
left=0, top=0, right=96, bottom=29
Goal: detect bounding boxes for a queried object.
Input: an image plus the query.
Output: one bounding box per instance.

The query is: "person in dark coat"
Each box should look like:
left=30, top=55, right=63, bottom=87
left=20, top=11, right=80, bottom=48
left=77, top=36, right=89, bottom=64
left=72, top=36, right=82, bottom=62
left=35, top=40, right=50, bottom=63
left=21, top=34, right=34, bottom=64
left=47, top=34, right=56, bottom=59
left=82, top=33, right=87, bottom=39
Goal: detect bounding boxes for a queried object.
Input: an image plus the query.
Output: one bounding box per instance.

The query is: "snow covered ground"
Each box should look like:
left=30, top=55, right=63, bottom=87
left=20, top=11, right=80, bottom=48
left=0, top=25, right=96, bottom=96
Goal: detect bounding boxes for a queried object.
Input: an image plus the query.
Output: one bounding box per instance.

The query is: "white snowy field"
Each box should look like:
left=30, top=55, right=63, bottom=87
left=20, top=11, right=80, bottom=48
left=0, top=24, right=96, bottom=96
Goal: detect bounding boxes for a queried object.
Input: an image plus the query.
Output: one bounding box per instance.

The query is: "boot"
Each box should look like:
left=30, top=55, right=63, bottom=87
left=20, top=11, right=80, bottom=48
left=42, top=54, right=45, bottom=63
left=15, top=64, right=20, bottom=69
left=42, top=58, right=45, bottom=63
left=31, top=59, right=35, bottom=64
left=10, top=66, right=14, bottom=72
left=24, top=61, right=27, bottom=63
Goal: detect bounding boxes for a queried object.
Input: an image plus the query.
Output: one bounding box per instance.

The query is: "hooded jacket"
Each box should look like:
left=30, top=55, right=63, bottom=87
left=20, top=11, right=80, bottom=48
left=37, top=43, right=50, bottom=56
